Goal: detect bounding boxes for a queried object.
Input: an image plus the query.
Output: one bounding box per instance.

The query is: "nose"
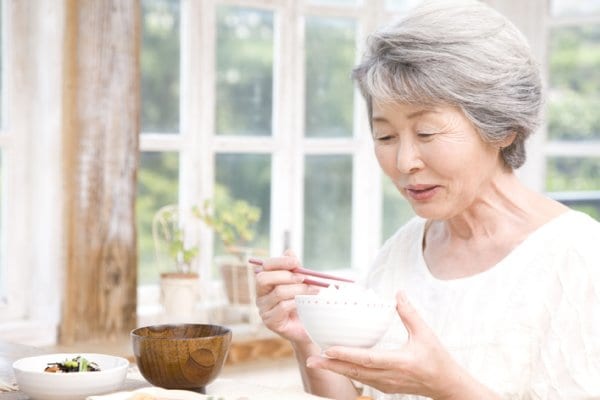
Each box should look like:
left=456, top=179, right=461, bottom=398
left=396, top=142, right=424, bottom=174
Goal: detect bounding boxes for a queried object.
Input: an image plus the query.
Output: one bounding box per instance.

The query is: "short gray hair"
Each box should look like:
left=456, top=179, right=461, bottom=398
left=352, top=0, right=543, bottom=169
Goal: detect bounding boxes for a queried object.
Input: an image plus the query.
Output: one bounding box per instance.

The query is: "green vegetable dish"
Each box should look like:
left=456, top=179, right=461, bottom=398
left=44, top=356, right=101, bottom=373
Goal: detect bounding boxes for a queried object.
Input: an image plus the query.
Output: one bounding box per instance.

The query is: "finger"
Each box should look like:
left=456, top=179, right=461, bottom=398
left=257, top=283, right=319, bottom=311
left=260, top=254, right=301, bottom=272
left=323, top=347, right=396, bottom=369
left=255, top=269, right=306, bottom=296
left=306, top=355, right=387, bottom=382
left=395, top=291, right=428, bottom=337
left=259, top=298, right=299, bottom=326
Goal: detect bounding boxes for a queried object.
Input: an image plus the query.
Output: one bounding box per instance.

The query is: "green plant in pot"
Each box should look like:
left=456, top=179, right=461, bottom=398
left=192, top=196, right=261, bottom=258
left=192, top=192, right=262, bottom=306
left=152, top=204, right=200, bottom=321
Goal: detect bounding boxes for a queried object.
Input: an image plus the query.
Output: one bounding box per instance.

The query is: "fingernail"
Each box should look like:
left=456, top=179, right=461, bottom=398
left=293, top=274, right=306, bottom=283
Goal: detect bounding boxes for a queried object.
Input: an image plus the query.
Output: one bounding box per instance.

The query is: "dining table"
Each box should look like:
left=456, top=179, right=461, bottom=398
left=0, top=340, right=329, bottom=400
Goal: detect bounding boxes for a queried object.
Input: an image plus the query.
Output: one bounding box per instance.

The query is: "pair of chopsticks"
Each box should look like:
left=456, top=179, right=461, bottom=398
left=248, top=257, right=354, bottom=288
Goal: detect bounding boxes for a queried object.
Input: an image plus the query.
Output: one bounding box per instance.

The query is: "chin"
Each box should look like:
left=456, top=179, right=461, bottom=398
left=410, top=204, right=449, bottom=220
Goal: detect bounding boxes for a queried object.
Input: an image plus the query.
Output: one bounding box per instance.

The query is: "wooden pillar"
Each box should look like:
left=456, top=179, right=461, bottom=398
left=60, top=0, right=140, bottom=344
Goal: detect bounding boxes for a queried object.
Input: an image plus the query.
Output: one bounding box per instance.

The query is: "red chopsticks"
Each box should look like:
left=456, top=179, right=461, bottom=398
left=248, top=257, right=354, bottom=289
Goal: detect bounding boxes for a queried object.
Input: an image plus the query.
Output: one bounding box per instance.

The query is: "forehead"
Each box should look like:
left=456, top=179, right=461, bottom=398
left=371, top=100, right=444, bottom=122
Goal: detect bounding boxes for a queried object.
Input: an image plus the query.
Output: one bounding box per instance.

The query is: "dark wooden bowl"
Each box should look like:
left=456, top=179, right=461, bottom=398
left=131, top=324, right=232, bottom=393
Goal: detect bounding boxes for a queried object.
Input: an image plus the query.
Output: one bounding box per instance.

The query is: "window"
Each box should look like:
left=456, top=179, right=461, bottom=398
left=546, top=0, right=600, bottom=219
left=137, top=0, right=418, bottom=291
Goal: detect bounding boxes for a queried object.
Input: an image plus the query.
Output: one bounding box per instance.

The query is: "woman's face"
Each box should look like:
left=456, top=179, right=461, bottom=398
left=372, top=100, right=505, bottom=220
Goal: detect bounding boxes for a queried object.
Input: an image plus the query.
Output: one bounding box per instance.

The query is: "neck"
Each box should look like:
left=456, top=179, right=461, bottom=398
left=431, top=171, right=557, bottom=242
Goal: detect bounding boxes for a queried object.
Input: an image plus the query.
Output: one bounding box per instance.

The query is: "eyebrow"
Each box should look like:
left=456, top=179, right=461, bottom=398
left=372, top=108, right=436, bottom=123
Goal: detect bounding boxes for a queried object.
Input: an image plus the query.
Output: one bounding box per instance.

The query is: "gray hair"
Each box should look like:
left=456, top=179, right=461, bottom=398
left=352, top=0, right=543, bottom=169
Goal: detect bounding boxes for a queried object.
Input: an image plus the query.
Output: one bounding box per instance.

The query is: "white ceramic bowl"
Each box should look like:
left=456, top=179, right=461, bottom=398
left=13, top=353, right=129, bottom=400
left=295, top=294, right=396, bottom=350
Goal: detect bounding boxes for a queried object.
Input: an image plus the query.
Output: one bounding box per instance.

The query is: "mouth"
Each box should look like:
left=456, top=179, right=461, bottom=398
left=404, top=185, right=440, bottom=201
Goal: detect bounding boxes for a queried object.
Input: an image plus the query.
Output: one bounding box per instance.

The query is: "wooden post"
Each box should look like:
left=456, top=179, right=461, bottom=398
left=60, top=0, right=140, bottom=344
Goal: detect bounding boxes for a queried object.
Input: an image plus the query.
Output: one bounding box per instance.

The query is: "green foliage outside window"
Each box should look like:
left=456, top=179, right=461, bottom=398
left=547, top=21, right=600, bottom=221
left=548, top=24, right=600, bottom=141
left=137, top=152, right=179, bottom=284
left=141, top=0, right=180, bottom=133
left=303, top=155, right=352, bottom=269
left=305, top=16, right=356, bottom=138
left=216, top=6, right=273, bottom=136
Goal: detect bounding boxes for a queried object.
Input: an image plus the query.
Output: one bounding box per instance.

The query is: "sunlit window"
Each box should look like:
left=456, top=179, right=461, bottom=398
left=137, top=0, right=407, bottom=287
left=138, top=0, right=181, bottom=285
left=547, top=0, right=600, bottom=220
left=216, top=6, right=274, bottom=137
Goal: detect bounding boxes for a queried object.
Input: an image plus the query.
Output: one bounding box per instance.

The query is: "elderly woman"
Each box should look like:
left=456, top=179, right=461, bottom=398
left=255, top=1, right=600, bottom=399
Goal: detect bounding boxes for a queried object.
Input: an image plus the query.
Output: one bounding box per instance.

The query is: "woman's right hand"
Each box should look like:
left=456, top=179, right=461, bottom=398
left=255, top=250, right=319, bottom=344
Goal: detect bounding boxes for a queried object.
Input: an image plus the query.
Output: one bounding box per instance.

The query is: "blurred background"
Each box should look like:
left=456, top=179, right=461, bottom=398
left=0, top=0, right=599, bottom=368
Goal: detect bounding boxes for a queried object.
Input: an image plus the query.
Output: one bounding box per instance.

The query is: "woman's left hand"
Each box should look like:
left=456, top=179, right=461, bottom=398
left=305, top=292, right=494, bottom=399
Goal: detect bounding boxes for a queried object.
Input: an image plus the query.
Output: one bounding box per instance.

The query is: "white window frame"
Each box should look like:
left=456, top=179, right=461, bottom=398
left=139, top=0, right=396, bottom=289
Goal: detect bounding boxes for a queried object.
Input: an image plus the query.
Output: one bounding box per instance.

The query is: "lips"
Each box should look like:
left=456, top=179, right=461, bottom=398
left=404, top=184, right=440, bottom=201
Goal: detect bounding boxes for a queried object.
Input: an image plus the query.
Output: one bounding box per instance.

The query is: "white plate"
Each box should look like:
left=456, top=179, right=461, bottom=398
left=13, top=353, right=129, bottom=400
left=87, top=387, right=212, bottom=400
left=87, top=380, right=330, bottom=400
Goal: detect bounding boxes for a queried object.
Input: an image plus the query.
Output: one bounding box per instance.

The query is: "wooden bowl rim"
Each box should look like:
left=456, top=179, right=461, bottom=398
left=131, top=323, right=232, bottom=340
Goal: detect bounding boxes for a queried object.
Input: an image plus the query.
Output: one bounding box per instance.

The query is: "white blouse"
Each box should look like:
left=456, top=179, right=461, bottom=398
left=362, top=210, right=600, bottom=399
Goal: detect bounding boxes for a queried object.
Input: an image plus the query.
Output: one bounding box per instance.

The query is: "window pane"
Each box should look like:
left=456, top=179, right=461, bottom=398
left=215, top=154, right=271, bottom=262
left=304, top=155, right=352, bottom=269
left=216, top=6, right=274, bottom=136
left=305, top=16, right=356, bottom=138
left=547, top=157, right=600, bottom=220
left=548, top=24, right=600, bottom=140
left=141, top=0, right=180, bottom=133
left=137, top=152, right=179, bottom=284
left=382, top=177, right=414, bottom=241
left=551, top=0, right=600, bottom=17
left=546, top=157, right=600, bottom=191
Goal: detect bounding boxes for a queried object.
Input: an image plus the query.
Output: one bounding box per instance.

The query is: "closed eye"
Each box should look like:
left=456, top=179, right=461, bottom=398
left=373, top=131, right=397, bottom=142
left=417, top=132, right=438, bottom=139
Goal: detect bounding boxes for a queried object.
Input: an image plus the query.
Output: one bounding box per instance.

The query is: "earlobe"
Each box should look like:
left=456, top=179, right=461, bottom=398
left=498, top=131, right=517, bottom=149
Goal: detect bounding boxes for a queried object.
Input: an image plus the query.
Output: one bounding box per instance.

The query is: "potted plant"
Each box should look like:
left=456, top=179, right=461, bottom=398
left=152, top=204, right=200, bottom=321
left=192, top=193, right=262, bottom=306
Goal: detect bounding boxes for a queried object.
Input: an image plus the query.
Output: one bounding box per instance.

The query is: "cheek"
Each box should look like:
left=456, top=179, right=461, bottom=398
left=374, top=146, right=397, bottom=173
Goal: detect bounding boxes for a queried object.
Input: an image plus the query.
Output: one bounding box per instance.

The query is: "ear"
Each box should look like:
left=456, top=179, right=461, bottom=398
left=498, top=131, right=517, bottom=149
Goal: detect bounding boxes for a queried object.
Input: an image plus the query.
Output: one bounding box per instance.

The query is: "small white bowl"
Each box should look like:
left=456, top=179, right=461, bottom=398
left=13, top=353, right=129, bottom=400
left=295, top=294, right=396, bottom=350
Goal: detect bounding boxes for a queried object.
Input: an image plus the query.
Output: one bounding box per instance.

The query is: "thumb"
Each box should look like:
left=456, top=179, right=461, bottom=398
left=395, top=291, right=428, bottom=338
